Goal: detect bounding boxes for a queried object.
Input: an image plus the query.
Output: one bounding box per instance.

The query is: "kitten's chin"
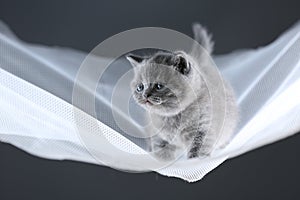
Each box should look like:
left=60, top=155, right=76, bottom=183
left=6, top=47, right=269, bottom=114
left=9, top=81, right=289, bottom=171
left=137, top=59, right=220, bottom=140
left=137, top=100, right=182, bottom=116
left=149, top=106, right=183, bottom=117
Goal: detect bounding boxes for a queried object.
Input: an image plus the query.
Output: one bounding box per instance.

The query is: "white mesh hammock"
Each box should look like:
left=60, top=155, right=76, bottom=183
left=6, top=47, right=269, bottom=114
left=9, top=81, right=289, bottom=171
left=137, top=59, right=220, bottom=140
left=0, top=21, right=299, bottom=182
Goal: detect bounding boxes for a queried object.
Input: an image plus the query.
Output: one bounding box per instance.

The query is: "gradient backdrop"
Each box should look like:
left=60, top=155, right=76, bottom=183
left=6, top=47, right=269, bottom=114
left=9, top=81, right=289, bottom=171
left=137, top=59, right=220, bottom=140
left=0, top=0, right=299, bottom=199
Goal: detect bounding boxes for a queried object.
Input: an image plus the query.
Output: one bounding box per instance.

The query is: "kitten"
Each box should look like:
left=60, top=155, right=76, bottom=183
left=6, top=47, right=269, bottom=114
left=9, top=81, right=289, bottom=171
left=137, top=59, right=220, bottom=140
left=126, top=24, right=238, bottom=161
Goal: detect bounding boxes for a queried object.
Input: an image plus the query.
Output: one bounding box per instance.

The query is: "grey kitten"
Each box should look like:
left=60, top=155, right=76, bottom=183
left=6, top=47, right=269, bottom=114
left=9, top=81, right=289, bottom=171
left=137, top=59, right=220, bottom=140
left=126, top=24, right=238, bottom=161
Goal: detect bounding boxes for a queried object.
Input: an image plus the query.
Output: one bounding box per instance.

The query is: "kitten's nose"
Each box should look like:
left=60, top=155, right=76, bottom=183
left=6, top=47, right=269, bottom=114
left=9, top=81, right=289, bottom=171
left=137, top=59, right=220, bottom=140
left=143, top=92, right=151, bottom=98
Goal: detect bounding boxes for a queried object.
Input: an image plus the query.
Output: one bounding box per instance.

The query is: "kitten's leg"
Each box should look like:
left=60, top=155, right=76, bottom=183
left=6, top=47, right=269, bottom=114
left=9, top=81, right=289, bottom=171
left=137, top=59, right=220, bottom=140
left=183, top=130, right=212, bottom=159
left=188, top=130, right=219, bottom=158
left=180, top=128, right=206, bottom=159
left=187, top=132, right=205, bottom=158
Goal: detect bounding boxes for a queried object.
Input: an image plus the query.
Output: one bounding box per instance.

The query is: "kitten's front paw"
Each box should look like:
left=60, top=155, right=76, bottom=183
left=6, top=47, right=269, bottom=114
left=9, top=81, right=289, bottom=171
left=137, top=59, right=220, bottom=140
left=188, top=145, right=212, bottom=159
left=188, top=150, right=210, bottom=159
left=153, top=148, right=175, bottom=161
left=151, top=142, right=177, bottom=161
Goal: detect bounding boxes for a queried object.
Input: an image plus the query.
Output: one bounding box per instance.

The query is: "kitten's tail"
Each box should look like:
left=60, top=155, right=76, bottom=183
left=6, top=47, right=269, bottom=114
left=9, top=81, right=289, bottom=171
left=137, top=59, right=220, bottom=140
left=191, top=23, right=214, bottom=55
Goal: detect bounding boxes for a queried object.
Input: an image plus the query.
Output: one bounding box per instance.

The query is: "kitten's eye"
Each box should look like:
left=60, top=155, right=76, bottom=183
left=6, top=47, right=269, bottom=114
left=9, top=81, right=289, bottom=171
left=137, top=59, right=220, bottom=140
left=155, top=83, right=164, bottom=90
left=136, top=83, right=144, bottom=92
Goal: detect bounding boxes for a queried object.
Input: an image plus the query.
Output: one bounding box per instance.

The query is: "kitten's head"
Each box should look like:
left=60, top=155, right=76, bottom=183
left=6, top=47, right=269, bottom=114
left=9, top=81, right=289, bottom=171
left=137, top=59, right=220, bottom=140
left=127, top=51, right=200, bottom=116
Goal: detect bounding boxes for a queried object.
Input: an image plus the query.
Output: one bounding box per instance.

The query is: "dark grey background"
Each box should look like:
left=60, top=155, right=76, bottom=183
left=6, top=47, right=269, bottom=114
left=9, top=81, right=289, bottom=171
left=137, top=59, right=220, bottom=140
left=0, top=0, right=299, bottom=199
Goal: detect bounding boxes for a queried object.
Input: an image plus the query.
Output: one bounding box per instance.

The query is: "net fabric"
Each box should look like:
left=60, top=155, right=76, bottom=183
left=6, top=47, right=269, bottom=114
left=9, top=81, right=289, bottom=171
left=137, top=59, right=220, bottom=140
left=0, top=21, right=299, bottom=182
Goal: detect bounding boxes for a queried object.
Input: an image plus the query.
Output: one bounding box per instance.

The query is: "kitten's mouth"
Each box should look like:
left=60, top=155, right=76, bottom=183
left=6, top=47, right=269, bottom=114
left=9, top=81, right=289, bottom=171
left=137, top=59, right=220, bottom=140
left=145, top=99, right=163, bottom=106
left=145, top=100, right=153, bottom=105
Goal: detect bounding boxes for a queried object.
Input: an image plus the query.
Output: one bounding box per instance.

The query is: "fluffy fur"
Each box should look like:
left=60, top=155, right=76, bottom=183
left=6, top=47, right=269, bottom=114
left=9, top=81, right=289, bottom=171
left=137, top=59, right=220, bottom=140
left=127, top=24, right=238, bottom=161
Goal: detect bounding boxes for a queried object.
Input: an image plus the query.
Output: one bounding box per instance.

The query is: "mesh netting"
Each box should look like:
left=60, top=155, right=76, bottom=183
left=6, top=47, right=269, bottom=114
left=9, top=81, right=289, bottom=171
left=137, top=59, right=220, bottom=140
left=0, top=21, right=299, bottom=182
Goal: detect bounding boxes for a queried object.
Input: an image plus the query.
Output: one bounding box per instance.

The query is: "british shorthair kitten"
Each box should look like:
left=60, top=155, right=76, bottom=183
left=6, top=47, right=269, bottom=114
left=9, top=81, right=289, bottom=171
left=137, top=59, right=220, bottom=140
left=127, top=24, right=238, bottom=161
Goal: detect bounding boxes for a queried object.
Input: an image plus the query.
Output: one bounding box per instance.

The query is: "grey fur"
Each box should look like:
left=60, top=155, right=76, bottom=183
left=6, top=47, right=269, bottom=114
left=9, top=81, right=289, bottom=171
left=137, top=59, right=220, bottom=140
left=127, top=25, right=238, bottom=161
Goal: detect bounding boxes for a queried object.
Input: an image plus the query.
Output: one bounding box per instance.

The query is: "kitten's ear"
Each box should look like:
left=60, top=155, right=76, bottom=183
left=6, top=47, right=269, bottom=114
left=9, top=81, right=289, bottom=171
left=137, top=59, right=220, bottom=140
left=126, top=54, right=145, bottom=67
left=173, top=52, right=191, bottom=75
